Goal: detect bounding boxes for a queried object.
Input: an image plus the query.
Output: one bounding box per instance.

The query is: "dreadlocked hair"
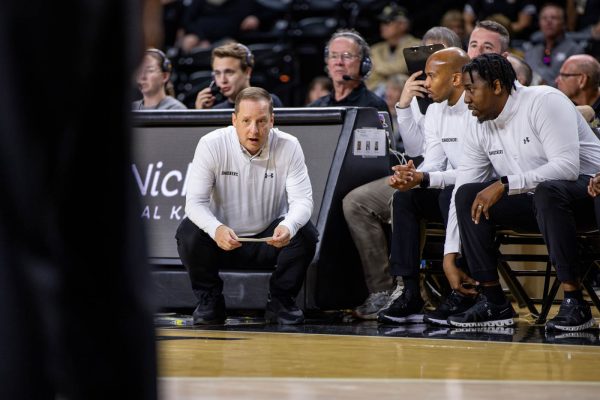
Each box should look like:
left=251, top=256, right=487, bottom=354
left=462, top=53, right=516, bottom=94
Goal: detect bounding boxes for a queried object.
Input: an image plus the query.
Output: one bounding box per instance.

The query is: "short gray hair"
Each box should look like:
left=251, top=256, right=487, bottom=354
left=422, top=26, right=462, bottom=48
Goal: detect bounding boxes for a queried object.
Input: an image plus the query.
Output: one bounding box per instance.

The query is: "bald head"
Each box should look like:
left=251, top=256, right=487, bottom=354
left=557, top=54, right=600, bottom=104
left=426, top=47, right=471, bottom=74
left=565, top=54, right=600, bottom=88
left=507, top=54, right=532, bottom=86
left=424, top=47, right=470, bottom=104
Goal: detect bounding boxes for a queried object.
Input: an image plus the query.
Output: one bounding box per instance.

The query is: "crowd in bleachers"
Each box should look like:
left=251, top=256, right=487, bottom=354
left=141, top=0, right=600, bottom=111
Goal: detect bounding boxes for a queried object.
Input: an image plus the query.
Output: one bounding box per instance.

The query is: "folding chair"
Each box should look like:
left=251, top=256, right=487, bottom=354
left=495, top=230, right=600, bottom=324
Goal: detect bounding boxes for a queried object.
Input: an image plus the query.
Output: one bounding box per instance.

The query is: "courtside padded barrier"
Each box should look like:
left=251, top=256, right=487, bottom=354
left=132, top=107, right=393, bottom=310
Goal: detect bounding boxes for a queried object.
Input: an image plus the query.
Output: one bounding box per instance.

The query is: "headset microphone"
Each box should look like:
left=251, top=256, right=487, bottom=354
left=342, top=74, right=362, bottom=81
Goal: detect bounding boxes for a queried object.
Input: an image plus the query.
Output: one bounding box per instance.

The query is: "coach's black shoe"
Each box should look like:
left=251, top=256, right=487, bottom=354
left=545, top=298, right=595, bottom=332
left=424, top=291, right=476, bottom=326
left=193, top=292, right=226, bottom=325
left=377, top=288, right=424, bottom=324
left=447, top=294, right=516, bottom=328
left=265, top=295, right=304, bottom=325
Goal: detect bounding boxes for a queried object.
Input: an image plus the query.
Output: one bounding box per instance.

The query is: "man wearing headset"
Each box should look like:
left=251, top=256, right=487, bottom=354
left=309, top=29, right=389, bottom=112
left=195, top=42, right=283, bottom=109
left=177, top=87, right=318, bottom=326
left=309, top=29, right=391, bottom=319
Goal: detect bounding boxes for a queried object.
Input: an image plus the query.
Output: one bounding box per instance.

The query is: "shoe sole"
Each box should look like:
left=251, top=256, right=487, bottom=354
left=545, top=318, right=595, bottom=332
left=423, top=315, right=450, bottom=326
left=193, top=318, right=226, bottom=325
left=378, top=313, right=424, bottom=324
left=264, top=310, right=304, bottom=325
left=448, top=318, right=515, bottom=328
left=352, top=311, right=379, bottom=320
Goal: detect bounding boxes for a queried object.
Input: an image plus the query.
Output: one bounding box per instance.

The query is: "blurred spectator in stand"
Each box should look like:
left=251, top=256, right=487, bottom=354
left=384, top=74, right=408, bottom=122
left=467, top=20, right=511, bottom=59
left=397, top=1, right=468, bottom=38
left=194, top=42, right=283, bottom=109
left=569, top=0, right=600, bottom=32
left=382, top=74, right=408, bottom=143
left=525, top=3, right=584, bottom=87
left=162, top=0, right=184, bottom=49
left=365, top=4, right=421, bottom=95
left=463, top=0, right=537, bottom=40
left=507, top=53, right=535, bottom=86
left=305, top=76, right=333, bottom=105
left=179, top=0, right=277, bottom=53
left=309, top=29, right=389, bottom=112
left=556, top=54, right=600, bottom=124
left=441, top=9, right=469, bottom=48
left=133, top=48, right=187, bottom=110
left=568, top=0, right=600, bottom=59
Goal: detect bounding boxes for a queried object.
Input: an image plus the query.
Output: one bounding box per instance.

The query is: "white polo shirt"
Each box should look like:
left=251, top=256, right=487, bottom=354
left=444, top=84, right=600, bottom=255
left=185, top=126, right=313, bottom=239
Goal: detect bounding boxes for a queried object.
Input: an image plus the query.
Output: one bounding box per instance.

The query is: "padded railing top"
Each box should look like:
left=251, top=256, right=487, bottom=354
left=132, top=107, right=354, bottom=127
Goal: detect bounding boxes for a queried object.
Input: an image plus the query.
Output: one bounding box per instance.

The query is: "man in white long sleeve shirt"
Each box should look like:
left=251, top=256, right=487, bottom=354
left=377, top=48, right=478, bottom=325
left=176, top=87, right=318, bottom=325
left=444, top=54, right=600, bottom=331
left=345, top=27, right=464, bottom=320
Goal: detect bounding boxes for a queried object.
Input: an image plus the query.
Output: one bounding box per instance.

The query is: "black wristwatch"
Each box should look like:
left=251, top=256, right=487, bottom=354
left=500, top=176, right=509, bottom=192
left=420, top=171, right=430, bottom=188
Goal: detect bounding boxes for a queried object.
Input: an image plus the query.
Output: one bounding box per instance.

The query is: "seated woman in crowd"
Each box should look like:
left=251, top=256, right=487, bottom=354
left=132, top=48, right=187, bottom=110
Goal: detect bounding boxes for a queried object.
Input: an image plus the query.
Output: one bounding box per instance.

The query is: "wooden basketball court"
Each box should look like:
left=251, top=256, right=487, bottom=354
left=156, top=305, right=600, bottom=399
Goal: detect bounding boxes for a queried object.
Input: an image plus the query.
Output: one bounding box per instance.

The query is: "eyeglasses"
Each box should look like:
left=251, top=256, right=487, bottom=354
left=327, top=52, right=360, bottom=62
left=557, top=72, right=582, bottom=78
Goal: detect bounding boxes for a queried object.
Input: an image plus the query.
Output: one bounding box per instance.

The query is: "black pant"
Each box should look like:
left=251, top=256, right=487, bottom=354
left=456, top=177, right=595, bottom=283
left=176, top=218, right=318, bottom=301
left=389, top=187, right=453, bottom=277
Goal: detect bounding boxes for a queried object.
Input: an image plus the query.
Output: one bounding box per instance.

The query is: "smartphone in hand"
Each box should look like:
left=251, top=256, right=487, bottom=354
left=403, top=44, right=444, bottom=114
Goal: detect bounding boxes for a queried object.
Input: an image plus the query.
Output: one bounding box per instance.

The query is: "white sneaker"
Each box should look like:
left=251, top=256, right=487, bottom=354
left=353, top=291, right=391, bottom=320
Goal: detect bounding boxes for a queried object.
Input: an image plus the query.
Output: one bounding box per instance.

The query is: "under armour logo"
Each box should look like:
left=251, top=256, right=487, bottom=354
left=523, top=137, right=530, bottom=144
left=264, top=172, right=274, bottom=179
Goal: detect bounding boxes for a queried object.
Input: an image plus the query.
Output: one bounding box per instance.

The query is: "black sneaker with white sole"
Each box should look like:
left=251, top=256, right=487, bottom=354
left=423, top=291, right=476, bottom=326
left=447, top=294, right=516, bottom=328
left=377, top=289, right=424, bottom=324
left=448, top=326, right=515, bottom=342
left=545, top=330, right=598, bottom=345
left=545, top=297, right=595, bottom=332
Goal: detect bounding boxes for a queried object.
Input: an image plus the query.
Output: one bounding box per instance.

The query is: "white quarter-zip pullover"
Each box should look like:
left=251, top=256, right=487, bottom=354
left=444, top=84, right=600, bottom=255
left=419, top=92, right=471, bottom=188
left=185, top=126, right=313, bottom=239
